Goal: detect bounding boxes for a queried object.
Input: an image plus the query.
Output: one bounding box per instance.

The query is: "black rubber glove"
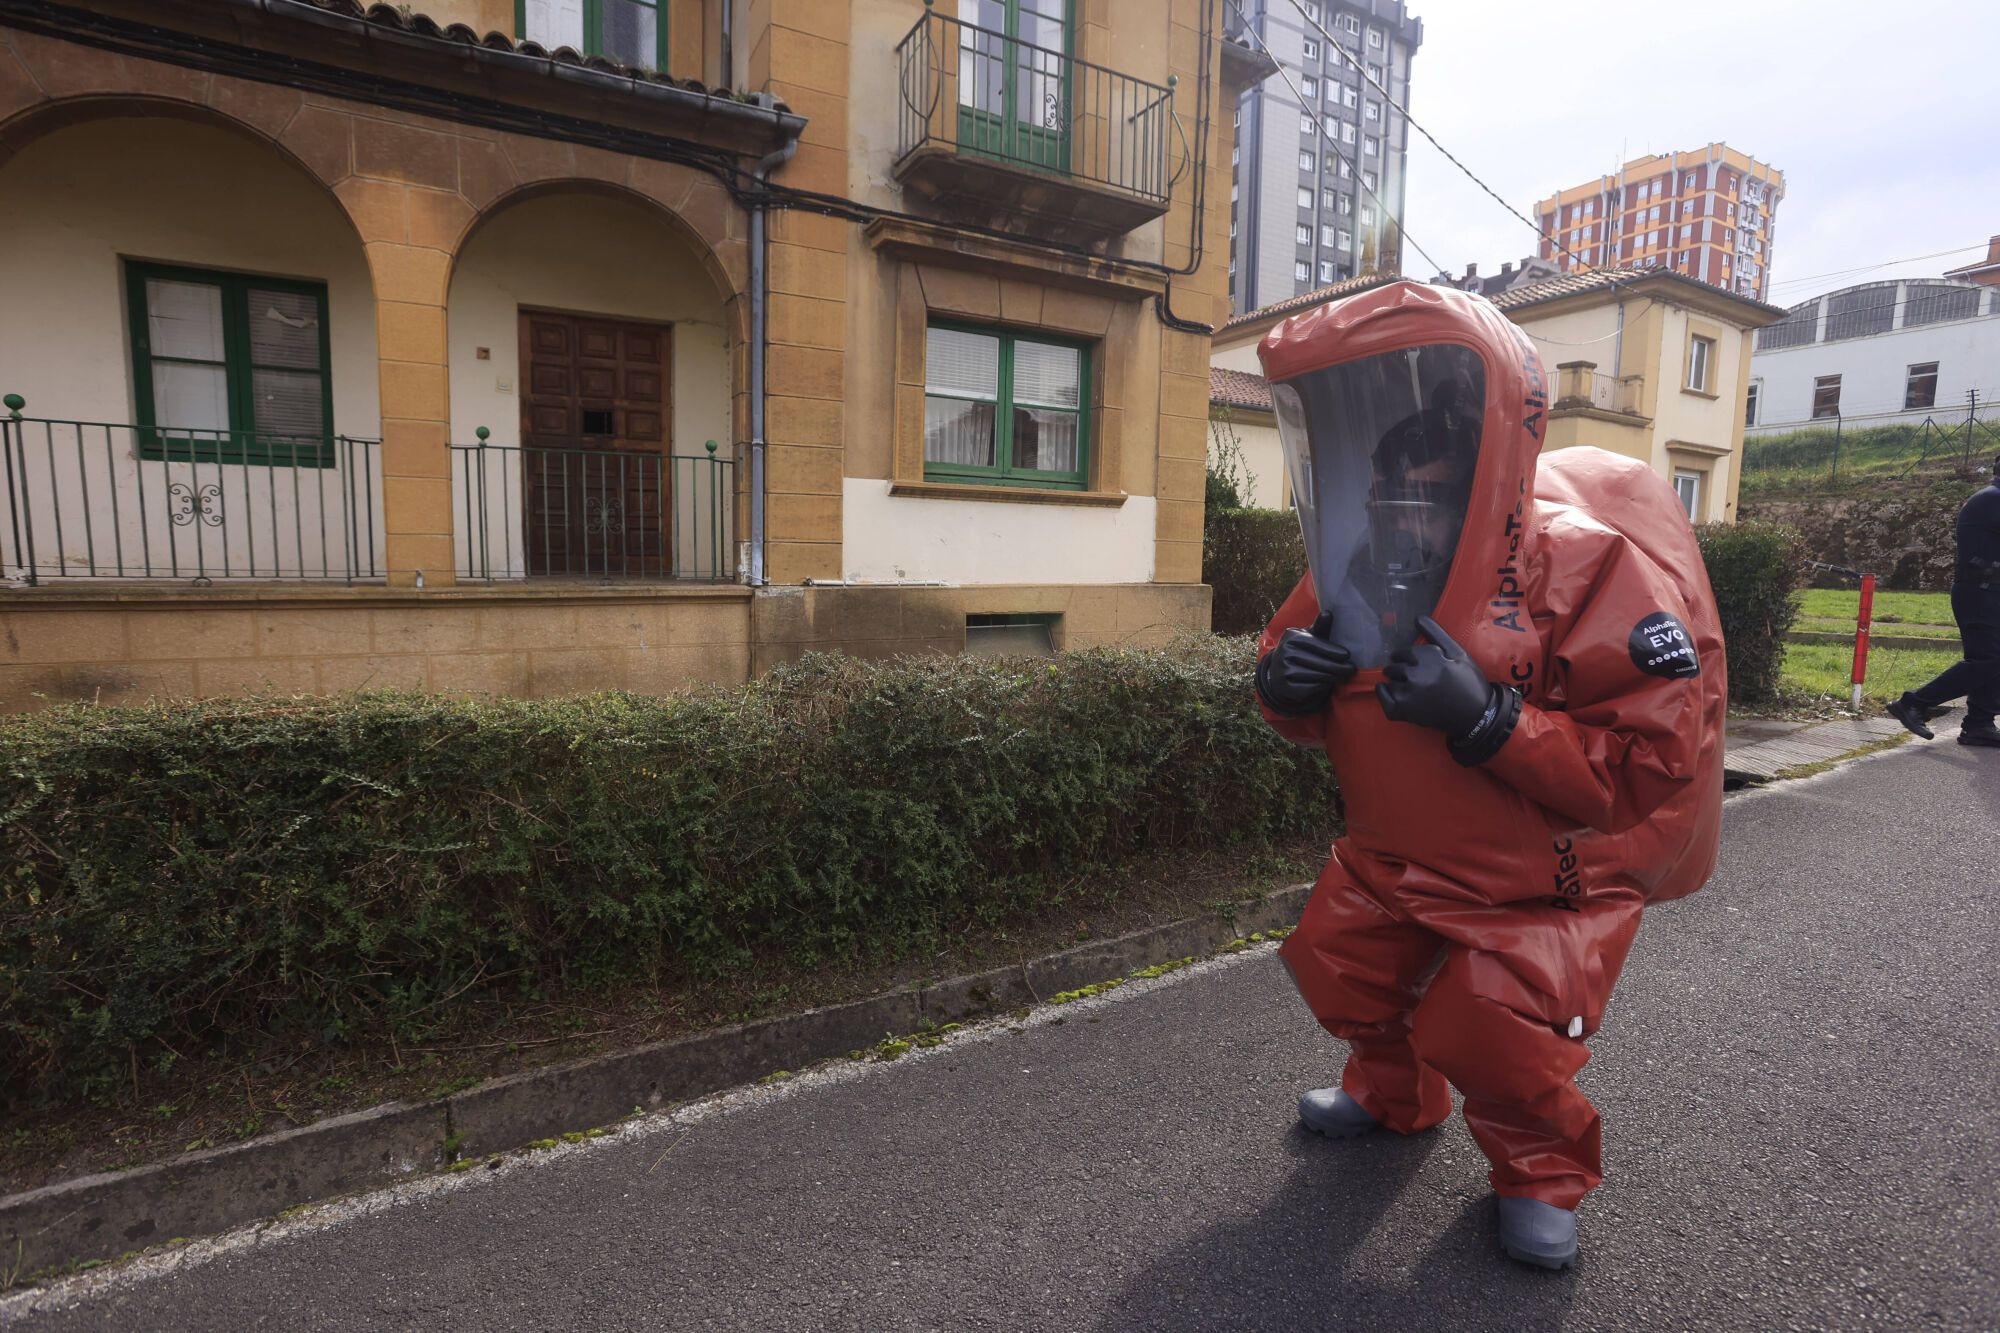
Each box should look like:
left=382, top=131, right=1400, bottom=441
left=1256, top=611, right=1354, bottom=717
left=1376, top=615, right=1519, bottom=764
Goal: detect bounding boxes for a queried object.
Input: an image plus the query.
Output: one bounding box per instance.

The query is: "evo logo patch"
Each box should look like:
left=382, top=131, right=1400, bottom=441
left=1629, top=611, right=1700, bottom=679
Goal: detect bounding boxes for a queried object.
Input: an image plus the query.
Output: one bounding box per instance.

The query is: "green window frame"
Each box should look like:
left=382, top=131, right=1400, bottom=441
left=515, top=0, right=668, bottom=71
left=956, top=0, right=1075, bottom=176
left=923, top=321, right=1092, bottom=491
left=124, top=261, right=335, bottom=468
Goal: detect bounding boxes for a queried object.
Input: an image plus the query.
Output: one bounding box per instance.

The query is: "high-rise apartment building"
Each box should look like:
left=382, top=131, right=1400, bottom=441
left=1535, top=144, right=1785, bottom=301
left=1225, top=0, right=1423, bottom=314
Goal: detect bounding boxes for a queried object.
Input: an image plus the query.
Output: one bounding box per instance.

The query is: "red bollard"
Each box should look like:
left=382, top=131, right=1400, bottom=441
left=1851, top=574, right=1874, bottom=710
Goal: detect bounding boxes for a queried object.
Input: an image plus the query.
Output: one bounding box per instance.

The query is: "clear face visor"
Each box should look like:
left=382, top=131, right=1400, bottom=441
left=1270, top=343, right=1486, bottom=668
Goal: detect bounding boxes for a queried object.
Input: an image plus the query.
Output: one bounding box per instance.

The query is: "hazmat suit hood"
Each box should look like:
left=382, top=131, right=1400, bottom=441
left=1259, top=281, right=1546, bottom=677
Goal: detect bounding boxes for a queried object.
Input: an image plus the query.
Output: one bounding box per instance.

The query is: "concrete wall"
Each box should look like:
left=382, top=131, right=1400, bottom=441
left=842, top=480, right=1158, bottom=584
left=0, top=580, right=1210, bottom=709
left=1208, top=410, right=1288, bottom=510
left=1747, top=295, right=2000, bottom=434
left=0, top=588, right=754, bottom=707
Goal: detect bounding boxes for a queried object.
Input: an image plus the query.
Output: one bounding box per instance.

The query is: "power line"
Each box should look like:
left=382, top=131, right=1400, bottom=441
left=1279, top=0, right=1601, bottom=275
left=1766, top=242, right=1993, bottom=290
left=1223, top=0, right=1445, bottom=281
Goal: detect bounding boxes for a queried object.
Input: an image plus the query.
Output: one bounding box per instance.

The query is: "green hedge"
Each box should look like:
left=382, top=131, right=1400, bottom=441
left=0, top=643, right=1334, bottom=1102
left=1695, top=518, right=1807, bottom=703
left=1205, top=507, right=1306, bottom=635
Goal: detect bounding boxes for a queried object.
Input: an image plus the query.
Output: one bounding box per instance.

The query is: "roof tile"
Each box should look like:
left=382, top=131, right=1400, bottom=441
left=287, top=0, right=763, bottom=103
left=1220, top=273, right=1397, bottom=331
left=1209, top=367, right=1272, bottom=412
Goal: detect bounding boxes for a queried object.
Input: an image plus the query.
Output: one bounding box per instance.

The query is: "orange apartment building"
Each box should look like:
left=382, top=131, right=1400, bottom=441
left=0, top=0, right=1264, bottom=710
left=1534, top=143, right=1785, bottom=302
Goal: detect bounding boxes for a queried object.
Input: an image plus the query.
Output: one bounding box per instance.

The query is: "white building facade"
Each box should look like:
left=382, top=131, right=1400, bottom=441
left=1747, top=279, right=2000, bottom=436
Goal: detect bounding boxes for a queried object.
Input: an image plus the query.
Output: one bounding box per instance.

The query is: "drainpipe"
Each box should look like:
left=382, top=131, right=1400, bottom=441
left=746, top=117, right=799, bottom=587
left=720, top=0, right=734, bottom=90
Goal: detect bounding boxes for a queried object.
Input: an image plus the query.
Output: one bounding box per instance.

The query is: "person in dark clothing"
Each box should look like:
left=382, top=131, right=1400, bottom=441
left=1886, top=456, right=2000, bottom=747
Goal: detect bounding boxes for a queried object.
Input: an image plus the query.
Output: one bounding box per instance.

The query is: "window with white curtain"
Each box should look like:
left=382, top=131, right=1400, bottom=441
left=125, top=261, right=333, bottom=466
left=924, top=324, right=1089, bottom=488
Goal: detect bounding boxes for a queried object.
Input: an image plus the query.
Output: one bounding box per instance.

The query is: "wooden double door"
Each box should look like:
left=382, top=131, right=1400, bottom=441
left=519, top=309, right=672, bottom=577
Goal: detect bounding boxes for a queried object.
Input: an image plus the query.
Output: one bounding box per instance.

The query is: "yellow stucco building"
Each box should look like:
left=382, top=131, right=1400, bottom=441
left=1, top=0, right=1258, bottom=708
left=1209, top=269, right=1782, bottom=524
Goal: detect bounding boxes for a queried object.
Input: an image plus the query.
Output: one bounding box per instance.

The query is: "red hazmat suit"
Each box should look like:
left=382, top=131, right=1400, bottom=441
left=1255, top=281, right=1726, bottom=1209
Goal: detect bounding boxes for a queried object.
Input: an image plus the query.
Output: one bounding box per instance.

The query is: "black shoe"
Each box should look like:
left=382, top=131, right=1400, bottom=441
left=1496, top=1195, right=1579, bottom=1270
left=1886, top=695, right=1935, bottom=740
left=1959, top=721, right=2000, bottom=748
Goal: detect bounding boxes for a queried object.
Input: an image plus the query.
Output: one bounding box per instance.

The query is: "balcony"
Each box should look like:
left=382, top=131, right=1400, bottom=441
left=2, top=402, right=382, bottom=584
left=1552, top=362, right=1647, bottom=419
left=894, top=6, right=1181, bottom=245
left=451, top=434, right=734, bottom=583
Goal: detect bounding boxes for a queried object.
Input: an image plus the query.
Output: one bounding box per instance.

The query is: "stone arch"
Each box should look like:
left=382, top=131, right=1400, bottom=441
left=443, top=176, right=746, bottom=580
left=449, top=173, right=748, bottom=342
left=0, top=88, right=388, bottom=580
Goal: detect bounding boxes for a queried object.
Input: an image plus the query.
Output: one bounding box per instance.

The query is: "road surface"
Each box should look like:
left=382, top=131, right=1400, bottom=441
left=9, top=732, right=1998, bottom=1331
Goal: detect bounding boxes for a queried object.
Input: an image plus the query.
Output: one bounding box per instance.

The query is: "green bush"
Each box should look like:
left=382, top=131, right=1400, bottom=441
left=1205, top=507, right=1305, bottom=635
left=1695, top=518, right=1808, bottom=703
left=0, top=644, right=1334, bottom=1103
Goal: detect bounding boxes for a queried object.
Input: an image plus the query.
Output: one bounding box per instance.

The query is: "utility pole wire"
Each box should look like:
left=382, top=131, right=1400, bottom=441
left=1222, top=0, right=1446, bottom=283
left=1279, top=0, right=1591, bottom=271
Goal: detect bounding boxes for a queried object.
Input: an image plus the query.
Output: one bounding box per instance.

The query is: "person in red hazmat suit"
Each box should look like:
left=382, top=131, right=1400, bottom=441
left=1252, top=280, right=1726, bottom=1270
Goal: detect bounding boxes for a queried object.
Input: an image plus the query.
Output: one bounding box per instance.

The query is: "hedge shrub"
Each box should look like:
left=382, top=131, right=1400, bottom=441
left=1695, top=518, right=1807, bottom=703
left=1205, top=507, right=1306, bottom=635
left=0, top=642, right=1334, bottom=1102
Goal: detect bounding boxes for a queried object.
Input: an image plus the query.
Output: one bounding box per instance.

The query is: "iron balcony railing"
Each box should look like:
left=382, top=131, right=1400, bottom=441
left=450, top=430, right=735, bottom=582
left=1, top=398, right=382, bottom=584
left=895, top=4, right=1178, bottom=204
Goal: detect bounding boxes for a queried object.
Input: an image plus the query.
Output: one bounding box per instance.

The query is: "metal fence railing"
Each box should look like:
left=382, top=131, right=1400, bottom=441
left=450, top=431, right=735, bottom=582
left=1, top=400, right=382, bottom=584
left=895, top=5, right=1178, bottom=204
left=1741, top=395, right=1998, bottom=483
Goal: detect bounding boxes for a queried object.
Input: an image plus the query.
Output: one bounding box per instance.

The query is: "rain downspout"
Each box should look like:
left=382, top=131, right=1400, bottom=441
left=720, top=0, right=734, bottom=91
left=747, top=123, right=798, bottom=586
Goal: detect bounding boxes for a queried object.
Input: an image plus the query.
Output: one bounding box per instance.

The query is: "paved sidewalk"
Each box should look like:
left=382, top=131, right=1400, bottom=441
left=1723, top=712, right=1912, bottom=783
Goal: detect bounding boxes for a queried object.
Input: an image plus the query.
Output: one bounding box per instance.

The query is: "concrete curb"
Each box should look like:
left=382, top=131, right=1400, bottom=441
left=1723, top=715, right=1908, bottom=784
left=1, top=881, right=1313, bottom=1281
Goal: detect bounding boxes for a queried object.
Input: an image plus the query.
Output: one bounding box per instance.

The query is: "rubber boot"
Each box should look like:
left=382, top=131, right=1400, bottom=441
left=1959, top=719, right=2000, bottom=748
left=1297, top=1087, right=1379, bottom=1139
left=1496, top=1195, right=1579, bottom=1270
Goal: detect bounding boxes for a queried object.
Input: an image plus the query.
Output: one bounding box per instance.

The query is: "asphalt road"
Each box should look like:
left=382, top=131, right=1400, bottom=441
left=9, top=733, right=1998, bottom=1332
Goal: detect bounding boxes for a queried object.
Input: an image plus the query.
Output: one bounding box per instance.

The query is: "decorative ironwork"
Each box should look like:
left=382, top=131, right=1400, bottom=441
left=169, top=481, right=224, bottom=528
left=0, top=408, right=381, bottom=583
left=895, top=9, right=1178, bottom=203
left=584, top=495, right=624, bottom=536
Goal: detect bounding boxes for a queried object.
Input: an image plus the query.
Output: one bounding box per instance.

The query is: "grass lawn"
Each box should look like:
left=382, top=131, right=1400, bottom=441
left=1796, top=587, right=1955, bottom=627
left=1779, top=642, right=1960, bottom=704
left=1793, top=616, right=1958, bottom=640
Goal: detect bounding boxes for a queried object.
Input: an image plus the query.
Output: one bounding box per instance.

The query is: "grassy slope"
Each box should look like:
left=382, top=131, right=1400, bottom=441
left=1740, top=422, right=1978, bottom=498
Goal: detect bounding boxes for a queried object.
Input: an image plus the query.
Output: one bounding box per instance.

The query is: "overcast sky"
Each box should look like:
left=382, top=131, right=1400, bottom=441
left=1389, top=0, right=2000, bottom=307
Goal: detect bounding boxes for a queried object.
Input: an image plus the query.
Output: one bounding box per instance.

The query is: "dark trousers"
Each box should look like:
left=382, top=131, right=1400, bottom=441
left=1909, top=587, right=2000, bottom=726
